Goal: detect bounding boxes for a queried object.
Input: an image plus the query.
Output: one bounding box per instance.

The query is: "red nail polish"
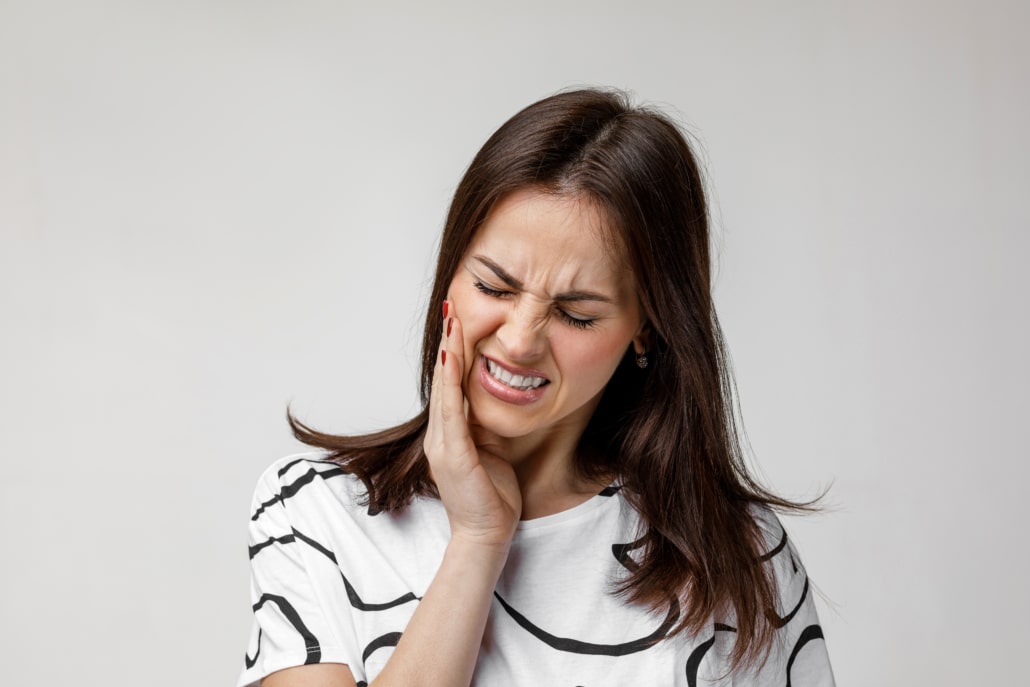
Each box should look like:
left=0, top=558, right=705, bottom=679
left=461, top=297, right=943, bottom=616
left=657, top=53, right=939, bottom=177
left=441, top=350, right=447, bottom=366
left=442, top=301, right=449, bottom=318
left=447, top=318, right=453, bottom=337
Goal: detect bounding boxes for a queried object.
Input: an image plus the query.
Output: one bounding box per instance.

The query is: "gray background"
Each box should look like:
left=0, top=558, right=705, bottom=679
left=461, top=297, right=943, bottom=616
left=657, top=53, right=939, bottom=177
left=2, top=1, right=1027, bottom=684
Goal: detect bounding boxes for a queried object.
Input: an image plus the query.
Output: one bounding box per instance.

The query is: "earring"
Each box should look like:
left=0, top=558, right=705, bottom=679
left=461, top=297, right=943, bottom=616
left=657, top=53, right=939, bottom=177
left=636, top=353, right=648, bottom=369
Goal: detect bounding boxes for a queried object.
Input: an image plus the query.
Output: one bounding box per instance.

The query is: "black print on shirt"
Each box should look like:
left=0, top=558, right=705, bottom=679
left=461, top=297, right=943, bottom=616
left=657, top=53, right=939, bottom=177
left=248, top=593, right=322, bottom=666
left=243, top=461, right=831, bottom=685
left=250, top=465, right=346, bottom=521
left=787, top=625, right=825, bottom=687
left=684, top=526, right=828, bottom=686
left=685, top=623, right=737, bottom=687
left=245, top=460, right=420, bottom=675
left=362, top=631, right=402, bottom=664
left=492, top=533, right=681, bottom=656
left=249, top=525, right=420, bottom=611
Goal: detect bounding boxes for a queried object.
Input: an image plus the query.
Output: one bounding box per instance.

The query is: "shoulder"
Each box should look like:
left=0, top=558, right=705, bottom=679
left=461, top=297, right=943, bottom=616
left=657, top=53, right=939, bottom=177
left=248, top=452, right=447, bottom=544
left=251, top=452, right=361, bottom=507
left=749, top=505, right=793, bottom=565
left=253, top=452, right=348, bottom=493
left=739, top=504, right=835, bottom=685
left=247, top=452, right=378, bottom=543
left=748, top=504, right=811, bottom=611
left=240, top=455, right=373, bottom=686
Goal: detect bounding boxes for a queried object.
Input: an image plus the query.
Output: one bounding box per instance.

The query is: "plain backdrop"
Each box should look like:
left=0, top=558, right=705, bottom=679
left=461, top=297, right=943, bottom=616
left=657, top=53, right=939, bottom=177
left=2, top=1, right=1027, bottom=684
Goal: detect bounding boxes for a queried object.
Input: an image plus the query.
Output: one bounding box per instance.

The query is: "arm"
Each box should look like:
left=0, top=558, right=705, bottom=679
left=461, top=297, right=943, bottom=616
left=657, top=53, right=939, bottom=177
left=262, top=664, right=357, bottom=687
left=264, top=305, right=521, bottom=687
left=263, top=538, right=510, bottom=687
left=374, top=305, right=521, bottom=685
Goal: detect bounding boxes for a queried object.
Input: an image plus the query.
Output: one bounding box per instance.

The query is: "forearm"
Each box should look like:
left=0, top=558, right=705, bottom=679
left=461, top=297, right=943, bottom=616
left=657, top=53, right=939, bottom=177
left=370, top=536, right=509, bottom=687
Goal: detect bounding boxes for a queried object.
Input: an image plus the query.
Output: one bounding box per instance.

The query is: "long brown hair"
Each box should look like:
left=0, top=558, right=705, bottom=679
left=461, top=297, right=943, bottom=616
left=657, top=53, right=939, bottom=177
left=290, top=88, right=818, bottom=669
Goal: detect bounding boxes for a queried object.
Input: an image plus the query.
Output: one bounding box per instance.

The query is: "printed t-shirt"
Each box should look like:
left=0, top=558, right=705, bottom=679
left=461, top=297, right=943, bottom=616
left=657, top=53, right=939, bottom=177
left=238, top=454, right=835, bottom=686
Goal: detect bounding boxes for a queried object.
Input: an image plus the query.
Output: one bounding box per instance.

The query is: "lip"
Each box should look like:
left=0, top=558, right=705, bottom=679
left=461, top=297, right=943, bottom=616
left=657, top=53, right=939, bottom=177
left=477, top=355, right=549, bottom=406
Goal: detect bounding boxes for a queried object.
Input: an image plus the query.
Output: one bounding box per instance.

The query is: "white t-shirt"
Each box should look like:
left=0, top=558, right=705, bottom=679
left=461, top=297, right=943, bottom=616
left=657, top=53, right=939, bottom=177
left=238, top=454, right=835, bottom=686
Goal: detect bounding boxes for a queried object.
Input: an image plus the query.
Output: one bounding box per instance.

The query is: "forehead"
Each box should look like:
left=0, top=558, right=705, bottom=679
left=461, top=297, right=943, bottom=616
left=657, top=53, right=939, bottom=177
left=466, top=188, right=629, bottom=280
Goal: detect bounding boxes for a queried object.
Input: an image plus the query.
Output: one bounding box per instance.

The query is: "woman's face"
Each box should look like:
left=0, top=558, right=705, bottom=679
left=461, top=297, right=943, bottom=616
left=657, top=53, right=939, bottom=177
left=446, top=187, right=647, bottom=444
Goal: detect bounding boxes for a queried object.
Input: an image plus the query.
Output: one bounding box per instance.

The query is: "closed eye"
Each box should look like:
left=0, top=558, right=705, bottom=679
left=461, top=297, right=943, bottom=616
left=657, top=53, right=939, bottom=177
left=556, top=309, right=597, bottom=329
left=473, top=280, right=510, bottom=298
left=474, top=278, right=597, bottom=329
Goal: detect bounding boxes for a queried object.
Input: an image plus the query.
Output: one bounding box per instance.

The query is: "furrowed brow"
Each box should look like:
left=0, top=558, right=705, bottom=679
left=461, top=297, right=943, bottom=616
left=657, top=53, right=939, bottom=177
left=473, top=256, right=523, bottom=290
left=554, top=290, right=613, bottom=305
left=473, top=255, right=615, bottom=305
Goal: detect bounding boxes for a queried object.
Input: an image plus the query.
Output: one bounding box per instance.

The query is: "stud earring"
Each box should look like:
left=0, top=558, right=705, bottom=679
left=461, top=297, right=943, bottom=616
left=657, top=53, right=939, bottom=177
left=636, top=353, right=648, bottom=369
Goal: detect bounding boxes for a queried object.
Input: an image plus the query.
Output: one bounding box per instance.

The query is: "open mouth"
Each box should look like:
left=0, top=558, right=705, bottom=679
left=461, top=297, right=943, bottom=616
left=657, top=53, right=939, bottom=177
left=485, top=357, right=549, bottom=390
left=478, top=352, right=550, bottom=397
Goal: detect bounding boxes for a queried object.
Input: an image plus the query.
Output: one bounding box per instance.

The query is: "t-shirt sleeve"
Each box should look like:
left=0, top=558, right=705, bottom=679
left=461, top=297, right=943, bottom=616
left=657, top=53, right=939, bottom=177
left=735, top=508, right=836, bottom=687
left=237, top=458, right=363, bottom=687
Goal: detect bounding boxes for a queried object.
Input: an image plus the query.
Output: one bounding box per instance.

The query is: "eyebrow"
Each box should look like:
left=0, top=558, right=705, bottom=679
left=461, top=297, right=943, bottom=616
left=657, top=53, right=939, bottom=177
left=472, top=255, right=615, bottom=304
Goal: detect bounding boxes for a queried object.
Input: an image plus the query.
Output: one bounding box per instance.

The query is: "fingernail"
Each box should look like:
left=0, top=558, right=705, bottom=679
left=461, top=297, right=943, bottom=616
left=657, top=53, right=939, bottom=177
left=441, top=350, right=447, bottom=366
left=446, top=317, right=453, bottom=337
left=442, top=301, right=449, bottom=318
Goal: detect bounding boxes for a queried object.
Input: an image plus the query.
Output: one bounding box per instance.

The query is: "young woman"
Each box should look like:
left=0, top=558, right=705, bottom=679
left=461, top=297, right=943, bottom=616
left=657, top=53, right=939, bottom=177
left=238, top=89, right=835, bottom=686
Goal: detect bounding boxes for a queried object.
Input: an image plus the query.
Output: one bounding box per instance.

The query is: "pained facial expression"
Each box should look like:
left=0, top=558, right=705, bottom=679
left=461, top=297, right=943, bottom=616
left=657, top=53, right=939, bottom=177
left=446, top=188, right=647, bottom=444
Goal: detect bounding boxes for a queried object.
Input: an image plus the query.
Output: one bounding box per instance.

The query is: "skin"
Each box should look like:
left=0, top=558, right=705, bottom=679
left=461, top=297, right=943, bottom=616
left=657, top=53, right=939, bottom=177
left=261, top=188, right=648, bottom=686
left=446, top=189, right=648, bottom=518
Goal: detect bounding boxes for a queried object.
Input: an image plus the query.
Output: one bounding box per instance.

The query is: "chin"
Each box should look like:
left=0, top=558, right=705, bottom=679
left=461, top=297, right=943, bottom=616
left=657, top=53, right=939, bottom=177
left=466, top=398, right=543, bottom=440
left=469, top=411, right=535, bottom=440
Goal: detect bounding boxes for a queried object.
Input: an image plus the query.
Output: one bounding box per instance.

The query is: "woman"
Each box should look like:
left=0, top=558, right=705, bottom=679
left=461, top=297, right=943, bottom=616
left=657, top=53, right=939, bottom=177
left=239, top=89, right=834, bottom=686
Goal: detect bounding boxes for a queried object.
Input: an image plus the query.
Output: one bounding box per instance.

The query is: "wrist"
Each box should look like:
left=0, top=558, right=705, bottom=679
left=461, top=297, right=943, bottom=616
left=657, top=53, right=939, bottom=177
left=444, top=532, right=513, bottom=573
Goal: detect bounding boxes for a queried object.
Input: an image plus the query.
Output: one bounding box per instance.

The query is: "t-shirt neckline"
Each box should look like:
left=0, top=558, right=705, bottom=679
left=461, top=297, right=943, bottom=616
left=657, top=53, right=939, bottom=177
left=514, top=484, right=621, bottom=535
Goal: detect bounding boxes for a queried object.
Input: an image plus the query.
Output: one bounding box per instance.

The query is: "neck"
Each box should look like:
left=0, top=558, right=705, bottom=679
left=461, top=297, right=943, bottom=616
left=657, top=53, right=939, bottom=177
left=469, top=421, right=610, bottom=521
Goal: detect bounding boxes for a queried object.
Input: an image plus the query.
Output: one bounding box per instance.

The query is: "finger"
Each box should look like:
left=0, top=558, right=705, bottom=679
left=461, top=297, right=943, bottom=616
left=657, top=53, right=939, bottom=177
left=439, top=307, right=475, bottom=462
left=424, top=302, right=450, bottom=457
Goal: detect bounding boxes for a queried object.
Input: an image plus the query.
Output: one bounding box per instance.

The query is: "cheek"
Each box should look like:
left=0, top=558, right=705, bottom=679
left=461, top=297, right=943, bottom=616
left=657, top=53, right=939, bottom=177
left=553, top=331, right=631, bottom=384
left=448, top=280, right=500, bottom=361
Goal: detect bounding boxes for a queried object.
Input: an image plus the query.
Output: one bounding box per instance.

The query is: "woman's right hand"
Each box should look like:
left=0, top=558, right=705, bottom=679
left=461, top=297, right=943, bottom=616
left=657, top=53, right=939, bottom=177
left=423, top=301, right=522, bottom=551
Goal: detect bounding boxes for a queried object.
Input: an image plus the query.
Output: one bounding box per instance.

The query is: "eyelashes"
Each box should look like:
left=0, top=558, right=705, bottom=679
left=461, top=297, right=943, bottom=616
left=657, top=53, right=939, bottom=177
left=472, top=280, right=507, bottom=298
left=472, top=280, right=597, bottom=329
left=556, top=310, right=597, bottom=330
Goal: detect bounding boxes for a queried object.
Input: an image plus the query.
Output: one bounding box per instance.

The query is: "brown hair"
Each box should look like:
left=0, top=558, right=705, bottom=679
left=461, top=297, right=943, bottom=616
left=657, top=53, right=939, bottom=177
left=290, top=88, right=818, bottom=669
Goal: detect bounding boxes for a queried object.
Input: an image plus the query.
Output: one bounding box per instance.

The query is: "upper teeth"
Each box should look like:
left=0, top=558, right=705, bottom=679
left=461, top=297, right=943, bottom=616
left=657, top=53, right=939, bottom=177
left=487, top=359, right=546, bottom=390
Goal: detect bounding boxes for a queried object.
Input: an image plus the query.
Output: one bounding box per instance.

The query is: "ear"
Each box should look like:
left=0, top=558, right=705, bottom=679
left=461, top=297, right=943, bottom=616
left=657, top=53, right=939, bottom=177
left=632, top=321, right=652, bottom=355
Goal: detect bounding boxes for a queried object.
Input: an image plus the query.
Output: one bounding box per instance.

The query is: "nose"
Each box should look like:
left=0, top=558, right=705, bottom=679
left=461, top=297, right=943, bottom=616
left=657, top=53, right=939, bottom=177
left=496, top=299, right=547, bottom=363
